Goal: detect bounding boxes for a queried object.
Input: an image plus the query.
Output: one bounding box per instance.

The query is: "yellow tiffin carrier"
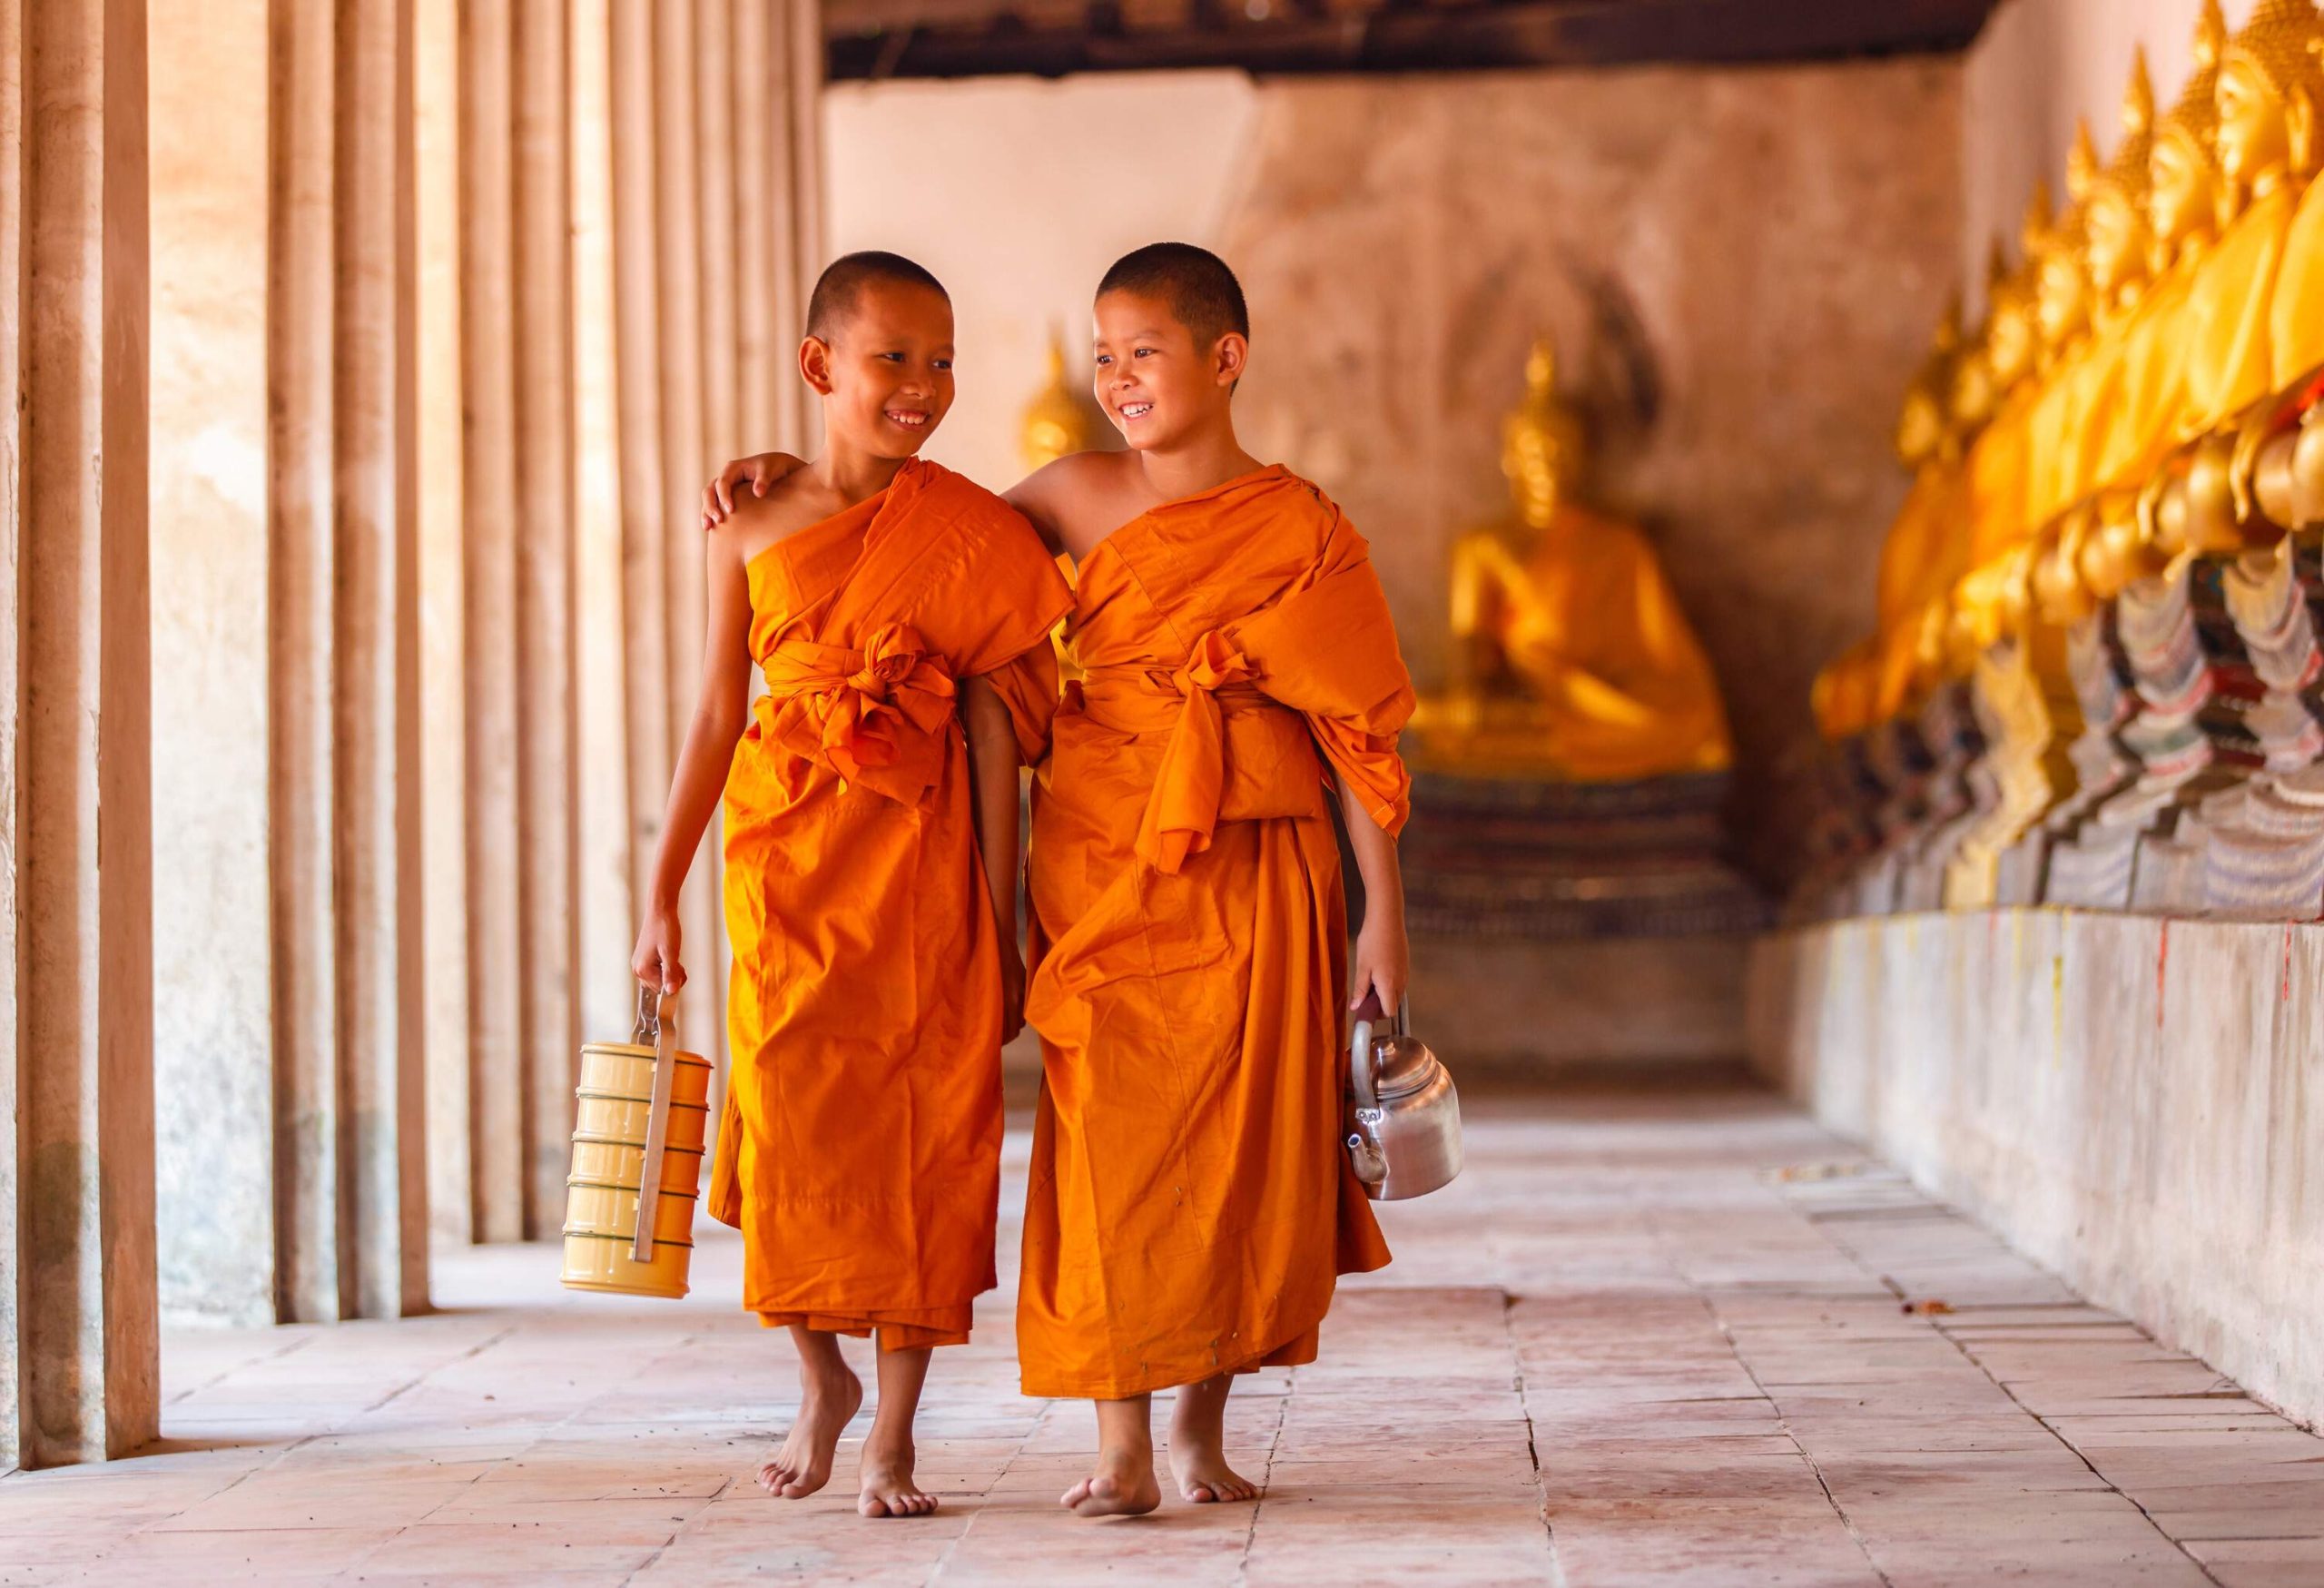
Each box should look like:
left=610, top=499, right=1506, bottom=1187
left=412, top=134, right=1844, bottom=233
left=559, top=987, right=714, bottom=1299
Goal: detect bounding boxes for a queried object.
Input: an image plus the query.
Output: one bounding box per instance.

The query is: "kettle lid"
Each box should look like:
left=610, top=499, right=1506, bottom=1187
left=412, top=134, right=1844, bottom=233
left=1370, top=1033, right=1443, bottom=1100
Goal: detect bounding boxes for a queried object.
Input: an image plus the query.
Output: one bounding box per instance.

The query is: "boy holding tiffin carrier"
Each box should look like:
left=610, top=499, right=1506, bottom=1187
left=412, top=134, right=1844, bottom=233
left=635, top=252, right=1070, bottom=1518
left=707, top=242, right=1416, bottom=1518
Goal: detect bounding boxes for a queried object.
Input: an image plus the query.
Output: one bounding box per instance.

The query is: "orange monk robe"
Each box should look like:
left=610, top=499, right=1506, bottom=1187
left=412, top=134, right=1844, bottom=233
left=1966, top=385, right=2038, bottom=570
left=2024, top=344, right=2115, bottom=532
left=2268, top=171, right=2324, bottom=390
left=1870, top=463, right=1970, bottom=721
left=708, top=459, right=1072, bottom=1349
left=2090, top=257, right=2200, bottom=492
left=2180, top=182, right=2295, bottom=439
left=1015, top=466, right=1410, bottom=1399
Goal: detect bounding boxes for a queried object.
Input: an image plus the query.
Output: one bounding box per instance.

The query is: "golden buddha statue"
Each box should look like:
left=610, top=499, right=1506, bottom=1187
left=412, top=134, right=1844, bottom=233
left=2021, top=119, right=2105, bottom=531
left=1020, top=327, right=1102, bottom=472
left=2230, top=8, right=2324, bottom=528
left=1418, top=338, right=1733, bottom=781
left=1962, top=187, right=2054, bottom=576
left=2176, top=0, right=2319, bottom=441
left=2075, top=13, right=2232, bottom=588
left=1862, top=300, right=1974, bottom=723
left=2138, top=0, right=2324, bottom=556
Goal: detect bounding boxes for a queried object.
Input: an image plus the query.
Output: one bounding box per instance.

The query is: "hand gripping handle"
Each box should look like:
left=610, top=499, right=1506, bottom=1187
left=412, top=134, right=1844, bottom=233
left=1347, top=990, right=1412, bottom=1115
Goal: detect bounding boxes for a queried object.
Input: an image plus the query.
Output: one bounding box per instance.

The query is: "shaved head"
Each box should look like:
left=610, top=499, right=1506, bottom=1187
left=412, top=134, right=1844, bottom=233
left=805, top=251, right=949, bottom=342
left=1098, top=242, right=1248, bottom=347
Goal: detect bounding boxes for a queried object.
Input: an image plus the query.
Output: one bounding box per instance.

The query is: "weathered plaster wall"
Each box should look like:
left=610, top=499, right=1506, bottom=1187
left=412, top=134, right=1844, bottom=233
left=1748, top=912, right=2324, bottom=1430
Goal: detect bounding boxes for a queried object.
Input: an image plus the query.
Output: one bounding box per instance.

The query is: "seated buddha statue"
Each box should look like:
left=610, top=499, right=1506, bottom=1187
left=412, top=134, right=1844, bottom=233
left=1416, top=339, right=1733, bottom=781
left=1021, top=327, right=1103, bottom=472
left=1815, top=301, right=1966, bottom=740
left=2228, top=0, right=2324, bottom=529
left=2154, top=0, right=2321, bottom=554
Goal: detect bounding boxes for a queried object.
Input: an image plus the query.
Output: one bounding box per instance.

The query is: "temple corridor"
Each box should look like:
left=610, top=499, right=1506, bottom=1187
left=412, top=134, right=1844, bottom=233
left=5, top=1083, right=2320, bottom=1587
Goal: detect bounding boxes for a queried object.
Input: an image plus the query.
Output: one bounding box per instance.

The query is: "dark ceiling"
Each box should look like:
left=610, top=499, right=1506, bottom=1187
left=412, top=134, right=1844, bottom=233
left=824, top=0, right=2008, bottom=81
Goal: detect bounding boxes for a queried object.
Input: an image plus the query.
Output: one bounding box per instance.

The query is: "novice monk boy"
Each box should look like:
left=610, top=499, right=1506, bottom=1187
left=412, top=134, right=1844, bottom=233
left=708, top=242, right=1416, bottom=1518
left=635, top=251, right=1070, bottom=1519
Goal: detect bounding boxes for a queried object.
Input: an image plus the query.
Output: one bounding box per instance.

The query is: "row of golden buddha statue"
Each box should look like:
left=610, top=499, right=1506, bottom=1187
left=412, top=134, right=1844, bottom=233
left=1806, top=0, right=2324, bottom=920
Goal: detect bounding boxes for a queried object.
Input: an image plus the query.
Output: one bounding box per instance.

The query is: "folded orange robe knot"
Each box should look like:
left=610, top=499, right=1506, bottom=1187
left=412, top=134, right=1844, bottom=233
left=756, top=621, right=956, bottom=803
left=1011, top=465, right=1413, bottom=1401
left=710, top=459, right=1071, bottom=1351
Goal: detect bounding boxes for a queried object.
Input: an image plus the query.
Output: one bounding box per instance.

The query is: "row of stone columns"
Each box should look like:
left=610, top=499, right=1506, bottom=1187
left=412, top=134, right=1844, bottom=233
left=7, top=0, right=823, bottom=1468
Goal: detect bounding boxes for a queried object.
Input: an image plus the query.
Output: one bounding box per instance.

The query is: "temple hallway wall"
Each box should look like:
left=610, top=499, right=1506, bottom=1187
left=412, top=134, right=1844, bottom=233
left=829, top=62, right=1964, bottom=886
left=1963, top=0, right=2261, bottom=312
left=1748, top=912, right=2324, bottom=1429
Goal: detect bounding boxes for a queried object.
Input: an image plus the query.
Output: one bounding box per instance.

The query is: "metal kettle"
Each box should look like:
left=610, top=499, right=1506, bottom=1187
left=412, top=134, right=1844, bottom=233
left=1344, top=992, right=1462, bottom=1201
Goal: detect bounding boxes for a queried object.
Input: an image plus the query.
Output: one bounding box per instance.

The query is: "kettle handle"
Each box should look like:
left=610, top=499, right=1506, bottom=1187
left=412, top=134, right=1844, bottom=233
left=1348, top=991, right=1410, bottom=1114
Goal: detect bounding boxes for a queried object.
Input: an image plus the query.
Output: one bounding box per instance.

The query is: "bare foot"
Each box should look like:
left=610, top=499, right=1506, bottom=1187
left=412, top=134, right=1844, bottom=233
left=756, top=1358, right=864, bottom=1498
left=1168, top=1441, right=1261, bottom=1504
left=1061, top=1446, right=1163, bottom=1518
left=859, top=1430, right=938, bottom=1518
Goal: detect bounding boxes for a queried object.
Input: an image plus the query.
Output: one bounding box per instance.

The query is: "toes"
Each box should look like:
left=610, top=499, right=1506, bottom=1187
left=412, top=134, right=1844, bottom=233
left=1060, top=1479, right=1092, bottom=1509
left=1187, top=1482, right=1217, bottom=1503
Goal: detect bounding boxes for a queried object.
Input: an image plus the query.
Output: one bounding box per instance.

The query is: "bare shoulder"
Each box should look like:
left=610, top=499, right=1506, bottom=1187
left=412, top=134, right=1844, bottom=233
left=721, top=469, right=844, bottom=563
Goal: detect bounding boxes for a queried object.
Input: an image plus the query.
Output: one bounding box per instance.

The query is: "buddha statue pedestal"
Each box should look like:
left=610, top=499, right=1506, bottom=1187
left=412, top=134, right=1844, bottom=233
left=1947, top=635, right=2086, bottom=908
left=2044, top=557, right=2264, bottom=910
left=1793, top=735, right=1889, bottom=922
left=2192, top=531, right=2324, bottom=915
left=1883, top=679, right=1987, bottom=913
left=1393, top=768, right=1768, bottom=1075
left=1836, top=715, right=1935, bottom=916
left=2005, top=611, right=2137, bottom=902
left=1401, top=768, right=1768, bottom=942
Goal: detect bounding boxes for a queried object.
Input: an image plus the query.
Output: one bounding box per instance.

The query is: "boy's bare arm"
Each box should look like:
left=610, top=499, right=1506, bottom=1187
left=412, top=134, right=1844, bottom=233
left=960, top=675, right=1028, bottom=1041
left=1336, top=770, right=1410, bottom=1017
left=1006, top=451, right=1138, bottom=560
left=632, top=529, right=756, bottom=992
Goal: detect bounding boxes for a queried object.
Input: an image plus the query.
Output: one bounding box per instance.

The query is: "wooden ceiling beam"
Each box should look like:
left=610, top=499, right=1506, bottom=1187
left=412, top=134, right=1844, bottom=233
left=825, top=0, right=2004, bottom=80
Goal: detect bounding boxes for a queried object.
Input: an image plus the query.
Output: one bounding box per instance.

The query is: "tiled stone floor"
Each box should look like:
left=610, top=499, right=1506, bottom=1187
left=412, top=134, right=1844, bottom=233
left=6, top=1084, right=2323, bottom=1586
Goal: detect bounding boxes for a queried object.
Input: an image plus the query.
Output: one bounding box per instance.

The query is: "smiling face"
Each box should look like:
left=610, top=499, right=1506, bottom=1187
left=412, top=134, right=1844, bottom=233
left=1091, top=289, right=1246, bottom=451
left=802, top=281, right=955, bottom=459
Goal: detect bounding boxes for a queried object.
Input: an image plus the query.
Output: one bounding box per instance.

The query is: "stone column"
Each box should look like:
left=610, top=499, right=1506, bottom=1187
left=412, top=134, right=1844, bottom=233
left=608, top=0, right=672, bottom=938
left=458, top=0, right=527, bottom=1243
left=571, top=0, right=638, bottom=1047
left=333, top=0, right=428, bottom=1320
left=148, top=0, right=275, bottom=1328
left=415, top=0, right=473, bottom=1248
left=8, top=0, right=158, bottom=1465
left=511, top=0, right=578, bottom=1237
left=271, top=0, right=347, bottom=1323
